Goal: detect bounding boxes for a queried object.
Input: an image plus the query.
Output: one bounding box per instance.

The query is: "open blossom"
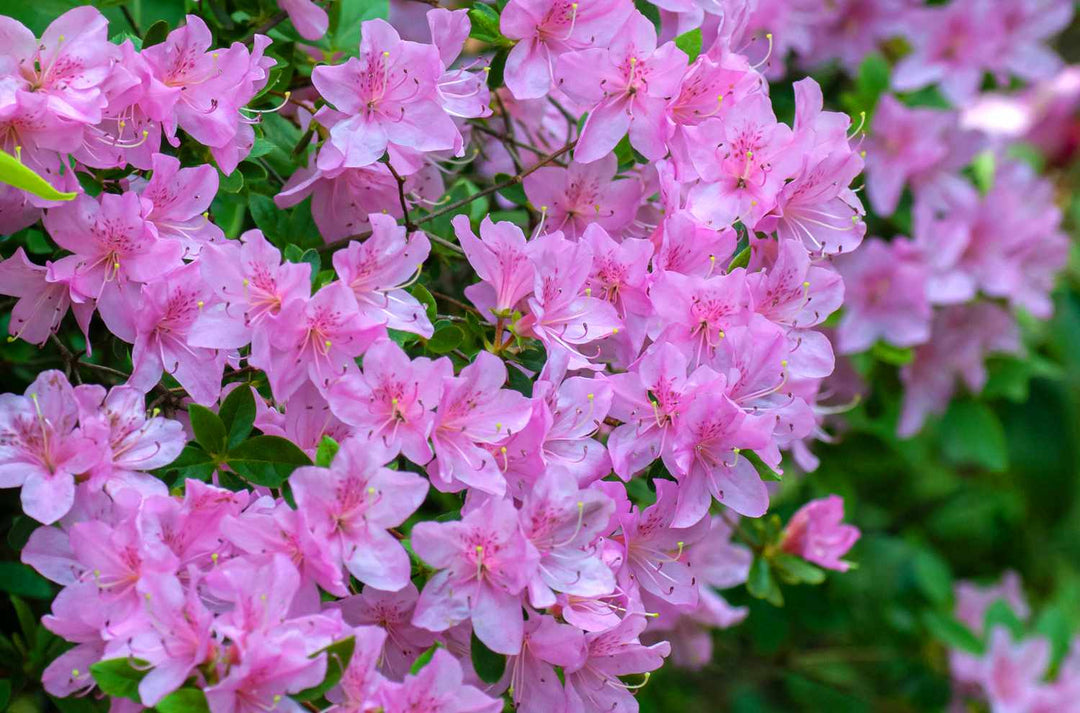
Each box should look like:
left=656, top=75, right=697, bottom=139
left=329, top=338, right=449, bottom=464
left=337, top=583, right=437, bottom=679
left=555, top=11, right=688, bottom=163
left=524, top=154, right=641, bottom=239
left=0, top=248, right=75, bottom=345
left=454, top=215, right=536, bottom=319
left=412, top=497, right=539, bottom=654
left=376, top=648, right=502, bottom=712
left=781, top=495, right=860, bottom=571
left=291, top=436, right=428, bottom=591
left=564, top=614, right=670, bottom=713
left=500, top=0, right=633, bottom=100
left=430, top=350, right=532, bottom=495
left=127, top=262, right=227, bottom=405
left=0, top=371, right=100, bottom=524
left=332, top=213, right=433, bottom=338
left=312, top=19, right=459, bottom=171
left=834, top=237, right=932, bottom=355
left=138, top=152, right=223, bottom=256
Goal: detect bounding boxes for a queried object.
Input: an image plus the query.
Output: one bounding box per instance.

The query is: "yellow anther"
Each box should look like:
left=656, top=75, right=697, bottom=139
left=612, top=327, right=619, bottom=334
left=802, top=281, right=810, bottom=288
left=242, top=278, right=250, bottom=286
left=367, top=486, right=376, bottom=494
left=780, top=359, right=788, bottom=367
left=391, top=397, right=399, bottom=405
left=585, top=287, right=592, bottom=297
left=211, top=552, right=219, bottom=563
left=324, top=339, right=332, bottom=348
left=72, top=669, right=80, bottom=678
left=383, top=51, right=390, bottom=58
left=197, top=300, right=204, bottom=308
left=587, top=393, right=594, bottom=401
left=718, top=329, right=726, bottom=338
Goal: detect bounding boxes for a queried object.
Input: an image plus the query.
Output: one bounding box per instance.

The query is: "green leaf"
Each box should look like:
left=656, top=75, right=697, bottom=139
left=494, top=174, right=528, bottom=206
left=188, top=404, right=227, bottom=455
left=427, top=323, right=464, bottom=354
left=155, top=444, right=217, bottom=482
left=727, top=244, right=751, bottom=272
left=333, top=0, right=389, bottom=51
left=0, top=679, right=10, bottom=712
left=912, top=549, right=953, bottom=606
left=854, top=53, right=890, bottom=110
left=155, top=688, right=211, bottom=713
left=7, top=515, right=35, bottom=551
left=1034, top=605, right=1072, bottom=669
left=470, top=631, right=507, bottom=684
left=89, top=658, right=149, bottom=702
left=315, top=436, right=340, bottom=468
left=410, top=283, right=438, bottom=322
left=218, top=386, right=257, bottom=450
left=227, top=435, right=312, bottom=487
left=747, top=557, right=783, bottom=606
left=410, top=643, right=441, bottom=675
left=0, top=150, right=76, bottom=201
left=468, top=3, right=509, bottom=46
left=293, top=636, right=355, bottom=701
left=743, top=450, right=781, bottom=482
left=249, top=193, right=282, bottom=239
left=922, top=611, right=984, bottom=655
left=771, top=554, right=826, bottom=585
left=506, top=364, right=533, bottom=397
left=871, top=341, right=914, bottom=366
left=939, top=399, right=1008, bottom=472
left=984, top=600, right=1025, bottom=641
left=141, top=19, right=170, bottom=48
left=217, top=167, right=244, bottom=193
left=674, top=28, right=702, bottom=62
left=9, top=595, right=35, bottom=641
left=0, top=563, right=53, bottom=599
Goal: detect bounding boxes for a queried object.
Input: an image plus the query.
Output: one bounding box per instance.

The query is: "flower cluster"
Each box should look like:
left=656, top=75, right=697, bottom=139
left=946, top=572, right=1080, bottom=711
left=0, top=0, right=1072, bottom=710
left=661, top=0, right=1074, bottom=92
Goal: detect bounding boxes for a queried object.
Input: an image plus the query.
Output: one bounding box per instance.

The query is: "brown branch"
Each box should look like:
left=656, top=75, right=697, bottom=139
left=386, top=162, right=416, bottom=232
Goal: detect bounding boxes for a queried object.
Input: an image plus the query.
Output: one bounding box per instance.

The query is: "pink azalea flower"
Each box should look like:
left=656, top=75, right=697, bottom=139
left=428, top=8, right=493, bottom=121
left=649, top=268, right=752, bottom=368
left=191, top=229, right=311, bottom=362
left=898, top=303, right=1021, bottom=437
left=337, top=583, right=437, bottom=680
left=520, top=231, right=622, bottom=370
left=222, top=499, right=348, bottom=606
left=994, top=0, right=1074, bottom=83
left=891, top=0, right=1001, bottom=103
left=138, top=153, right=224, bottom=256
left=554, top=11, right=689, bottom=163
left=611, top=479, right=708, bottom=605
left=531, top=367, right=614, bottom=484
left=563, top=614, right=670, bottom=712
left=670, top=379, right=777, bottom=525
left=275, top=160, right=405, bottom=242
left=40, top=582, right=111, bottom=697
left=683, top=92, right=797, bottom=228
left=44, top=191, right=184, bottom=336
left=375, top=648, right=502, bottom=712
left=501, top=0, right=633, bottom=99
left=312, top=19, right=458, bottom=171
left=494, top=614, right=587, bottom=713
left=332, top=213, right=433, bottom=338
left=328, top=338, right=450, bottom=465
left=412, top=497, right=539, bottom=654
left=834, top=237, right=932, bottom=354
left=128, top=262, right=227, bottom=405
left=291, top=436, right=428, bottom=591
left=453, top=215, right=537, bottom=319
left=0, top=248, right=73, bottom=345
left=980, top=627, right=1053, bottom=713
left=605, top=343, right=720, bottom=479
left=524, top=153, right=642, bottom=240
left=265, top=280, right=385, bottom=402
left=520, top=467, right=616, bottom=607
left=781, top=495, right=860, bottom=571
left=281, top=0, right=330, bottom=40
left=325, top=625, right=389, bottom=710
left=72, top=383, right=185, bottom=492
left=0, top=370, right=101, bottom=524
left=129, top=573, right=214, bottom=706
left=429, top=351, right=532, bottom=495
left=253, top=383, right=352, bottom=458
left=862, top=96, right=956, bottom=216
left=0, top=7, right=114, bottom=125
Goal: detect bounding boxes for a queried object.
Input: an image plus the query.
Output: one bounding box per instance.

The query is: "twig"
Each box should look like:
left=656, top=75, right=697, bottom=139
left=470, top=122, right=554, bottom=160
left=386, top=162, right=416, bottom=232
left=493, top=93, right=524, bottom=172
left=430, top=290, right=480, bottom=315
left=414, top=140, right=575, bottom=227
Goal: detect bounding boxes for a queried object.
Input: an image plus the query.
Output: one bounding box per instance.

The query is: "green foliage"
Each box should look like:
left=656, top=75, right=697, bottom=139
left=470, top=631, right=507, bottom=684
left=0, top=151, right=76, bottom=202
left=293, top=636, right=355, bottom=701
left=89, top=658, right=149, bottom=702
left=674, top=28, right=703, bottom=62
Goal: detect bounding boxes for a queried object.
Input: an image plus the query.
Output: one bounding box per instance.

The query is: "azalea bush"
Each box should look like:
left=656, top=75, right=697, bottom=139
left=0, top=0, right=1078, bottom=711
